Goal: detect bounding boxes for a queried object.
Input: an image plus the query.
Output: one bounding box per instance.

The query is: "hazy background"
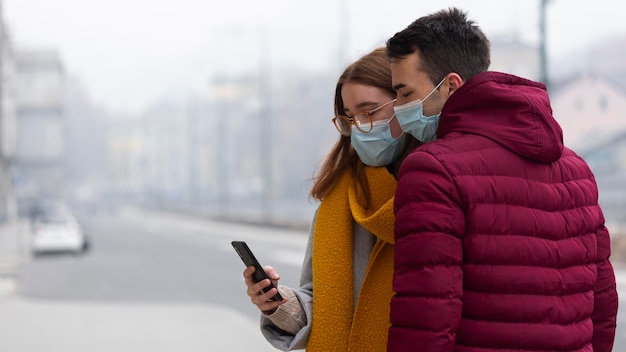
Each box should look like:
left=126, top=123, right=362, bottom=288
left=3, top=0, right=626, bottom=227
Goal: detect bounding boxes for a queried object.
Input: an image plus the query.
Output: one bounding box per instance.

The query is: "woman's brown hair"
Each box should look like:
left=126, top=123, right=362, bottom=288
left=309, top=47, right=419, bottom=204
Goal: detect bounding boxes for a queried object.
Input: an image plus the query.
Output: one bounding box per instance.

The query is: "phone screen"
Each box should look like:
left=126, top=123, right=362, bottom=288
left=232, top=241, right=283, bottom=301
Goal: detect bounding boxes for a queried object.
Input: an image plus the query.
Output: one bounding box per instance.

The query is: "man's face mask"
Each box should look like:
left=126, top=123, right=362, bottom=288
left=393, top=77, right=446, bottom=143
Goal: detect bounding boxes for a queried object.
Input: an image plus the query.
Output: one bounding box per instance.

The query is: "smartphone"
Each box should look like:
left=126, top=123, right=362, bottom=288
left=231, top=241, right=284, bottom=301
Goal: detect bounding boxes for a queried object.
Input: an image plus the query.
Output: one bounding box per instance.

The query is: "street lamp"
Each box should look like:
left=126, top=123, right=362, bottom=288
left=539, top=0, right=551, bottom=90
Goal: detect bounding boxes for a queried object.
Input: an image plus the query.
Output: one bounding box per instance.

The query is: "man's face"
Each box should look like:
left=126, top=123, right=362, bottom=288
left=390, top=52, right=446, bottom=116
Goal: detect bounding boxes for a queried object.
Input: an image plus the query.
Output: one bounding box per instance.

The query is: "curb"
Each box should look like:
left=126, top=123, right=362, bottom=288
left=0, top=219, right=31, bottom=281
left=0, top=276, right=17, bottom=297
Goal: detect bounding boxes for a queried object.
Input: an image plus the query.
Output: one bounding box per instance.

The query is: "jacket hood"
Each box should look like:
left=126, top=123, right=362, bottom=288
left=439, top=71, right=564, bottom=163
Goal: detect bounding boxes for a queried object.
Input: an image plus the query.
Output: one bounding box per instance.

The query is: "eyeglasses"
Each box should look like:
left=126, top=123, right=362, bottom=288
left=332, top=99, right=396, bottom=136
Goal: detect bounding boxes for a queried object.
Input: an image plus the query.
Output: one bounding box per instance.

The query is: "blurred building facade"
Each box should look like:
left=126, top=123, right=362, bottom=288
left=0, top=4, right=18, bottom=222
left=577, top=131, right=626, bottom=226
left=551, top=74, right=626, bottom=151
left=104, top=69, right=334, bottom=222
left=550, top=74, right=626, bottom=226
left=107, top=93, right=209, bottom=207
left=13, top=50, right=66, bottom=214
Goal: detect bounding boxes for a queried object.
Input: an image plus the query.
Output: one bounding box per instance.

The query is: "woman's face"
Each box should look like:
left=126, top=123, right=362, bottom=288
left=341, top=82, right=402, bottom=138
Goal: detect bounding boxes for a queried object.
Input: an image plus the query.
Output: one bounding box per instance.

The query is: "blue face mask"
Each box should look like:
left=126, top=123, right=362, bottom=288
left=393, top=77, right=446, bottom=143
left=350, top=115, right=406, bottom=167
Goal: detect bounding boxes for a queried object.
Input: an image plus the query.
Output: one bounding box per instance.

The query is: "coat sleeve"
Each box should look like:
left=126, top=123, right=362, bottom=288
left=591, top=225, right=618, bottom=352
left=260, top=211, right=315, bottom=351
left=388, top=151, right=465, bottom=352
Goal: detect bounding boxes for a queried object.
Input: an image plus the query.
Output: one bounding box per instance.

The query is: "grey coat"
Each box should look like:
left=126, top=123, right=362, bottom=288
left=260, top=209, right=376, bottom=350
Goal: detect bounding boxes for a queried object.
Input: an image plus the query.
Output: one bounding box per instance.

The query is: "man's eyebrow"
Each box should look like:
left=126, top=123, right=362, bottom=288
left=392, top=83, right=406, bottom=91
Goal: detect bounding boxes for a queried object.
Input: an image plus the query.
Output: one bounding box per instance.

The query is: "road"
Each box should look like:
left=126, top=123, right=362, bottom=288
left=0, top=207, right=309, bottom=352
left=1, top=206, right=625, bottom=351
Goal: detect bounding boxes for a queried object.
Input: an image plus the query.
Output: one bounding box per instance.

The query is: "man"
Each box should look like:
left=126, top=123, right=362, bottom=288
left=386, top=7, right=618, bottom=352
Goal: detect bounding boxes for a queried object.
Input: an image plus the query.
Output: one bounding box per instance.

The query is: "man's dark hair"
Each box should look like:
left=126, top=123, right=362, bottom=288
left=386, top=7, right=490, bottom=84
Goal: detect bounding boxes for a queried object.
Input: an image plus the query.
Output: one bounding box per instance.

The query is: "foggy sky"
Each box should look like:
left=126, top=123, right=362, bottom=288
left=3, top=0, right=625, bottom=115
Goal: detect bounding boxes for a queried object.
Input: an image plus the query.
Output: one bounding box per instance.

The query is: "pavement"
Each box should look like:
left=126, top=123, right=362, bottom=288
left=0, top=217, right=280, bottom=351
left=0, top=218, right=30, bottom=295
left=0, top=297, right=278, bottom=352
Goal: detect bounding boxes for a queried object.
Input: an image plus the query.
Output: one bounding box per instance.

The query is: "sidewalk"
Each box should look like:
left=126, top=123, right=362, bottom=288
left=0, top=298, right=279, bottom=352
left=0, top=218, right=31, bottom=296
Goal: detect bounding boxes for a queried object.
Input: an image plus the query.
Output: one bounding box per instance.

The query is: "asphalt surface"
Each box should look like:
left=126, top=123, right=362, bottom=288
left=0, top=209, right=298, bottom=352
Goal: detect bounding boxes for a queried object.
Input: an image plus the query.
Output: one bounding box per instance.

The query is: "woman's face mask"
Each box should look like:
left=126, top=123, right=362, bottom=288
left=350, top=115, right=406, bottom=167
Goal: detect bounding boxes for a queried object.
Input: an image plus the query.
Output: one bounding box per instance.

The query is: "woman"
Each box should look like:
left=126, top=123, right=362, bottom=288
left=241, top=47, right=419, bottom=351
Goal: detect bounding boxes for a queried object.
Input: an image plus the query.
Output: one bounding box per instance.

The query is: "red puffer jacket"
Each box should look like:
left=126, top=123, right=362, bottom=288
left=389, top=72, right=618, bottom=352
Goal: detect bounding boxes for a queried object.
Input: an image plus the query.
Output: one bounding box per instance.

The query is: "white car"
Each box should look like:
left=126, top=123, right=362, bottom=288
left=31, top=211, right=89, bottom=255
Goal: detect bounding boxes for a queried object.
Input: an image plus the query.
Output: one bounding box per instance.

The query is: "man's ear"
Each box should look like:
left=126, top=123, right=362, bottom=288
left=443, top=73, right=464, bottom=97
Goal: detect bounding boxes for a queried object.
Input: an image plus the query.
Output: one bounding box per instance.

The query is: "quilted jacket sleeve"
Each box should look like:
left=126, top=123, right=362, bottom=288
left=591, top=225, right=618, bottom=352
left=388, top=151, right=465, bottom=352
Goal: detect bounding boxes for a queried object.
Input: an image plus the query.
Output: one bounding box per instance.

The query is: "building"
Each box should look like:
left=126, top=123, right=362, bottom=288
left=551, top=74, right=626, bottom=152
left=0, top=3, right=17, bottom=222
left=13, top=49, right=66, bottom=214
left=106, top=91, right=212, bottom=209
left=577, top=130, right=626, bottom=227
left=551, top=74, right=626, bottom=228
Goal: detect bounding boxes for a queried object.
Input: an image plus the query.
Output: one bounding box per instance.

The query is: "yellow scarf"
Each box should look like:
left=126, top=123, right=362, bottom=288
left=308, top=166, right=397, bottom=351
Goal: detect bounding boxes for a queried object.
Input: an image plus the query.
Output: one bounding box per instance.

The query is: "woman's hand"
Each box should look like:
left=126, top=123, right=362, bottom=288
left=243, top=265, right=288, bottom=314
